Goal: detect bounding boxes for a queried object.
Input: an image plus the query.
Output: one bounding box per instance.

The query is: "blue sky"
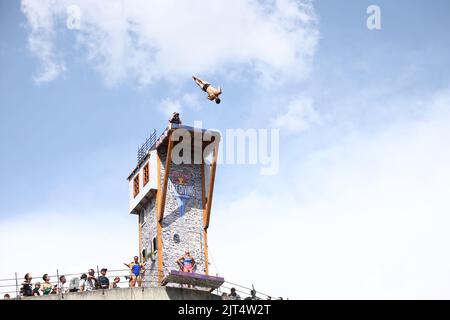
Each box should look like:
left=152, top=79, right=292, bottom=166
left=1, top=0, right=450, bottom=299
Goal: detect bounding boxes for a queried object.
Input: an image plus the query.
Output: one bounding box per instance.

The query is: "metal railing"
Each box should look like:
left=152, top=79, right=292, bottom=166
left=137, top=129, right=157, bottom=163
left=217, top=280, right=283, bottom=301
left=0, top=266, right=283, bottom=300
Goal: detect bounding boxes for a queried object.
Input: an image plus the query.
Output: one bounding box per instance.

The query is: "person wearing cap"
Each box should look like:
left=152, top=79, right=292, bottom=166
left=98, top=268, right=110, bottom=289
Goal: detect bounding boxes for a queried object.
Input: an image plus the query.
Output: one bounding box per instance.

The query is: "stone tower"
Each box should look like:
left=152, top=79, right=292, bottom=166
left=127, top=122, right=220, bottom=286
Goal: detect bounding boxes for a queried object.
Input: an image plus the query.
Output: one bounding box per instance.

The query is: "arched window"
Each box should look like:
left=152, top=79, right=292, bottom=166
left=152, top=236, right=158, bottom=253
left=139, top=208, right=146, bottom=226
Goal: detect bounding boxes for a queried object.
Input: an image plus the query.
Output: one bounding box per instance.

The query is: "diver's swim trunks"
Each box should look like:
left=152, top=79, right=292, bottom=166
left=202, top=83, right=210, bottom=92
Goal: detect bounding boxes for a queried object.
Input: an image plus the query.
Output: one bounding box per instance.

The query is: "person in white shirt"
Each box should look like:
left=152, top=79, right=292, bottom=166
left=85, top=269, right=98, bottom=291
left=79, top=273, right=87, bottom=292
left=58, top=275, right=69, bottom=294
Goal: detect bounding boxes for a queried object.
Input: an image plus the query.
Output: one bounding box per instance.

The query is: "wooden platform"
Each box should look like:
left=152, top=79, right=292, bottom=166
left=161, top=270, right=224, bottom=291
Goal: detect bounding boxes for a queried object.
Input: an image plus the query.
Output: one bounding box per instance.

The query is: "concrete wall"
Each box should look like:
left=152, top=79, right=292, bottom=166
left=137, top=149, right=206, bottom=288
left=22, top=287, right=220, bottom=300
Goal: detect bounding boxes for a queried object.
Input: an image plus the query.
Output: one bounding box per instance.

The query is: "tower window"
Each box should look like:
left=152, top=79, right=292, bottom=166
left=133, top=174, right=140, bottom=197
left=143, top=163, right=149, bottom=186
left=152, top=236, right=158, bottom=254
left=139, top=208, right=146, bottom=226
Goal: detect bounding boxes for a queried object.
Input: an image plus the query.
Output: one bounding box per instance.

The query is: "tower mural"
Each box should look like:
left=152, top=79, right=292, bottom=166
left=127, top=122, right=220, bottom=287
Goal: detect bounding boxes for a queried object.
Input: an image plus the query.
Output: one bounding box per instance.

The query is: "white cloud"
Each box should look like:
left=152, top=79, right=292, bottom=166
left=180, top=93, right=201, bottom=112
left=210, top=89, right=450, bottom=299
left=21, top=0, right=66, bottom=83
left=157, top=93, right=202, bottom=118
left=20, top=0, right=318, bottom=86
left=157, top=97, right=182, bottom=119
left=271, top=96, right=319, bottom=133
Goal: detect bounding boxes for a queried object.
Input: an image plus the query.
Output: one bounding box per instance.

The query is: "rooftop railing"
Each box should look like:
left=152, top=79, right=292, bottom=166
left=137, top=129, right=157, bottom=163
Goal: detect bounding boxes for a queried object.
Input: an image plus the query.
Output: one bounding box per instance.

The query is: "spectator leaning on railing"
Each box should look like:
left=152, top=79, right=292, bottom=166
left=79, top=273, right=87, bottom=292
left=59, top=275, right=69, bottom=294
left=228, top=287, right=241, bottom=300
left=33, top=282, right=42, bottom=296
left=244, top=289, right=260, bottom=300
left=98, top=268, right=109, bottom=289
left=21, top=273, right=33, bottom=297
left=41, top=274, right=53, bottom=295
left=85, top=269, right=98, bottom=291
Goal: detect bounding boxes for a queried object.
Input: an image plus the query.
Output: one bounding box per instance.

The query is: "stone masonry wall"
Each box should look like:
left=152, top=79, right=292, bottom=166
left=140, top=197, right=158, bottom=287
left=140, top=149, right=206, bottom=287
left=159, top=150, right=206, bottom=281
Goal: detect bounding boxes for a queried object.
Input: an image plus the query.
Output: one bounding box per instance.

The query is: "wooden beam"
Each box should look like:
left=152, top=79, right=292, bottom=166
left=204, top=142, right=219, bottom=230
left=201, top=162, right=209, bottom=275
left=201, top=162, right=206, bottom=209
left=158, top=131, right=174, bottom=222
left=138, top=215, right=142, bottom=262
left=156, top=151, right=164, bottom=285
left=203, top=229, right=209, bottom=275
left=157, top=221, right=163, bottom=284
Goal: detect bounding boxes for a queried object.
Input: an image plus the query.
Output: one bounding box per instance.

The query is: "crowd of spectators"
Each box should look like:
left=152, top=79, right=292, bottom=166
left=3, top=256, right=281, bottom=300
left=16, top=268, right=122, bottom=297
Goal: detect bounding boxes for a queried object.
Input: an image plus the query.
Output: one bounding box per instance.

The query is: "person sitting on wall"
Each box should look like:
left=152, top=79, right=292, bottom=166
left=177, top=251, right=196, bottom=273
left=123, top=256, right=145, bottom=288
left=169, top=112, right=182, bottom=125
